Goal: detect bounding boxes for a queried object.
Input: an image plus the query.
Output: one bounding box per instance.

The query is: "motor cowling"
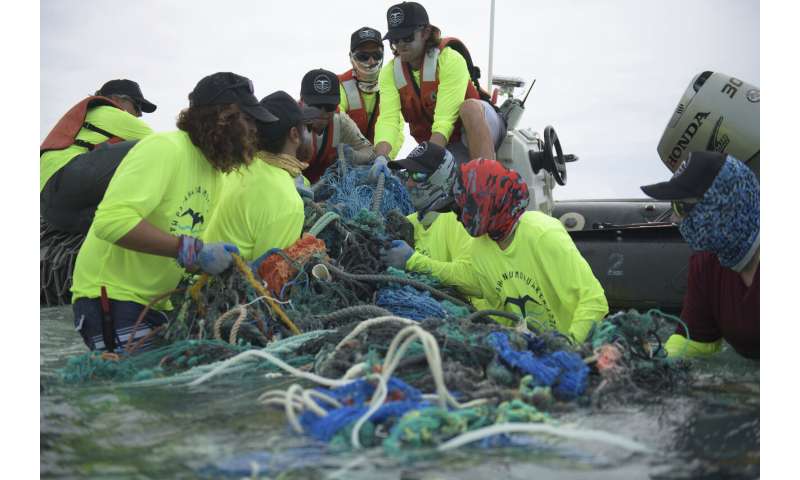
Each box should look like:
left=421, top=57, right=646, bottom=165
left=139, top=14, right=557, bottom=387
left=657, top=71, right=760, bottom=176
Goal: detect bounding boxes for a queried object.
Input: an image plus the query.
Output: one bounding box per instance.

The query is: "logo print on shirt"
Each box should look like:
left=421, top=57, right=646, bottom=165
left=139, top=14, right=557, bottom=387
left=170, top=186, right=211, bottom=235
left=177, top=208, right=205, bottom=230
left=313, top=75, right=331, bottom=94
left=503, top=295, right=541, bottom=319
left=388, top=7, right=404, bottom=27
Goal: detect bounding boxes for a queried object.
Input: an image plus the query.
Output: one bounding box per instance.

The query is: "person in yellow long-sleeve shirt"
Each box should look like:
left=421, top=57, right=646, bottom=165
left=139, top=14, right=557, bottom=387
left=204, top=90, right=309, bottom=263
left=370, top=1, right=505, bottom=179
left=40, top=79, right=157, bottom=233
left=70, top=72, right=278, bottom=355
left=385, top=155, right=608, bottom=342
left=380, top=142, right=486, bottom=308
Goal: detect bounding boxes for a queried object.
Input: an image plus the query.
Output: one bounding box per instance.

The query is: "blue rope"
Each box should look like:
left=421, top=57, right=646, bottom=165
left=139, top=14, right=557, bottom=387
left=316, top=148, right=413, bottom=221
left=487, top=332, right=588, bottom=401
left=376, top=285, right=447, bottom=320
left=298, top=377, right=428, bottom=442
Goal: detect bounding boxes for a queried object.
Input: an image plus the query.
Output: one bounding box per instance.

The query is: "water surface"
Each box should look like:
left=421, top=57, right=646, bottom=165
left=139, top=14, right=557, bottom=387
left=41, top=306, right=759, bottom=479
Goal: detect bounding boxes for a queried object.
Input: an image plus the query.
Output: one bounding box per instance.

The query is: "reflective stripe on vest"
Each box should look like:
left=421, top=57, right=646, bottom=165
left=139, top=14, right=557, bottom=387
left=422, top=48, right=440, bottom=82
left=393, top=58, right=407, bottom=89
left=394, top=39, right=480, bottom=144
left=342, top=78, right=363, bottom=110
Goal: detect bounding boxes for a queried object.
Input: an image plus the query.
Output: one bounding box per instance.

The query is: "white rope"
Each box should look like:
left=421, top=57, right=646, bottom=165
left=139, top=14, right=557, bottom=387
left=333, top=316, right=417, bottom=352
left=436, top=422, right=653, bottom=454
left=188, top=349, right=353, bottom=388
left=349, top=325, right=488, bottom=449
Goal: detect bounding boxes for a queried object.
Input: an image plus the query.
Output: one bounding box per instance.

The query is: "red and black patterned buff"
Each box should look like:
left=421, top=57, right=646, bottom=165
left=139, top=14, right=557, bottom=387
left=453, top=158, right=529, bottom=240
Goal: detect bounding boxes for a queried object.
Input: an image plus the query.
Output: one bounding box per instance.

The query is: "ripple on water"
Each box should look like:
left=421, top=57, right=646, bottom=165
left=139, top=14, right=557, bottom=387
left=40, top=306, right=759, bottom=479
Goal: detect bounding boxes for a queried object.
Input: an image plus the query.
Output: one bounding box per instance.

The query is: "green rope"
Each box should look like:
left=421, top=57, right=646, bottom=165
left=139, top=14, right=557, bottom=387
left=309, top=212, right=341, bottom=237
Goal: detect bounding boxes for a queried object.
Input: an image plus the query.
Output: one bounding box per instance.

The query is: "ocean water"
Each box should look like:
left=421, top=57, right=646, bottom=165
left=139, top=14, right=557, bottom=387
left=41, top=305, right=759, bottom=479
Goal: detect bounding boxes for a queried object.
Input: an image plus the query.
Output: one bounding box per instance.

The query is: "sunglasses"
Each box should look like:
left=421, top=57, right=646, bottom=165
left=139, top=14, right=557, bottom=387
left=398, top=169, right=430, bottom=183
left=671, top=199, right=698, bottom=218
left=391, top=28, right=422, bottom=45
left=352, top=51, right=384, bottom=63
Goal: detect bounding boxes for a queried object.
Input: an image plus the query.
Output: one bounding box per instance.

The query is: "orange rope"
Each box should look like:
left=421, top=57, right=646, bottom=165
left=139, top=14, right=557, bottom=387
left=232, top=254, right=301, bottom=335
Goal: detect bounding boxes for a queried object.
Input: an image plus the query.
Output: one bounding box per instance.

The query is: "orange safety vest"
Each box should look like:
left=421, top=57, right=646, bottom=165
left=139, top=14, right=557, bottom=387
left=305, top=114, right=341, bottom=184
left=40, top=96, right=126, bottom=155
left=338, top=69, right=379, bottom=143
left=394, top=37, right=481, bottom=144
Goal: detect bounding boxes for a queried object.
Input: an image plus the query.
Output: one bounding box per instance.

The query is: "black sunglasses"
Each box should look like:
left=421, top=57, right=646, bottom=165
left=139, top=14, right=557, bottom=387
left=353, top=51, right=384, bottom=63
left=671, top=200, right=697, bottom=218
left=391, top=28, right=423, bottom=45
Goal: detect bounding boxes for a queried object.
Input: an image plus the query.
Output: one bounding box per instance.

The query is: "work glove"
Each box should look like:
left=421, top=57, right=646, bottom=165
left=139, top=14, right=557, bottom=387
left=177, top=235, right=240, bottom=275
left=294, top=175, right=314, bottom=201
left=368, top=155, right=391, bottom=184
left=380, top=239, right=414, bottom=269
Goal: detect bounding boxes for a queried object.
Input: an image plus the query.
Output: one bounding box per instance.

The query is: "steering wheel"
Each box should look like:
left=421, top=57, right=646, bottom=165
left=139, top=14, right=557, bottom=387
left=528, top=125, right=568, bottom=185
left=542, top=126, right=567, bottom=185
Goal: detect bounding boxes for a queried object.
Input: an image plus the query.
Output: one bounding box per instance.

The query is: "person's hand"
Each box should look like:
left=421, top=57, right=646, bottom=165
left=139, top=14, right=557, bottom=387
left=368, top=155, right=391, bottom=184
left=177, top=235, right=240, bottom=275
left=294, top=175, right=314, bottom=201
left=380, top=240, right=414, bottom=269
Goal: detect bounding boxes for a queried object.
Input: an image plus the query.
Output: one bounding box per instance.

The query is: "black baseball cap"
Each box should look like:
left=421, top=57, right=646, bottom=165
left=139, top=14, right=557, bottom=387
left=388, top=141, right=447, bottom=173
left=351, top=26, right=383, bottom=51
left=300, top=69, right=340, bottom=107
left=640, top=151, right=727, bottom=200
left=98, top=79, right=157, bottom=113
left=189, top=72, right=278, bottom=123
left=259, top=91, right=319, bottom=139
left=383, top=2, right=435, bottom=41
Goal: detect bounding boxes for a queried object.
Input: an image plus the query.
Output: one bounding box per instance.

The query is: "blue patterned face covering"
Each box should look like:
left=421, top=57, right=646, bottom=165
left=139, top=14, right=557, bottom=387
left=678, top=156, right=759, bottom=271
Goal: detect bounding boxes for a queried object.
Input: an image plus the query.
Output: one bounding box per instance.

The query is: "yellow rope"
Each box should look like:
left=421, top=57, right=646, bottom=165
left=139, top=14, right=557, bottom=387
left=189, top=274, right=210, bottom=316
left=232, top=254, right=301, bottom=335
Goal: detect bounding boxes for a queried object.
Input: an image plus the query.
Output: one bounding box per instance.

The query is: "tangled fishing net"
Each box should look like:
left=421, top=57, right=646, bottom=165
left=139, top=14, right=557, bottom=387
left=54, top=150, right=691, bottom=457
left=40, top=220, right=85, bottom=306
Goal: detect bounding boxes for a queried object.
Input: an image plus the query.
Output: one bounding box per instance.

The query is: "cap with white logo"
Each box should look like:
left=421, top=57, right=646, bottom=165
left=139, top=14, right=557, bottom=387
left=383, top=2, right=436, bottom=41
left=300, top=69, right=340, bottom=107
left=350, top=26, right=383, bottom=51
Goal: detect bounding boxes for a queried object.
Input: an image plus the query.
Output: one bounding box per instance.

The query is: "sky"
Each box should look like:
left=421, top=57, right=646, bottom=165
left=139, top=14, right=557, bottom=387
left=39, top=0, right=759, bottom=200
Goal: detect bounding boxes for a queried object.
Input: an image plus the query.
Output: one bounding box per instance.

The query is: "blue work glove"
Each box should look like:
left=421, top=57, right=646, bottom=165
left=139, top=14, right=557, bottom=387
left=368, top=155, right=391, bottom=184
left=294, top=175, right=314, bottom=201
left=177, top=235, right=240, bottom=275
left=380, top=240, right=414, bottom=269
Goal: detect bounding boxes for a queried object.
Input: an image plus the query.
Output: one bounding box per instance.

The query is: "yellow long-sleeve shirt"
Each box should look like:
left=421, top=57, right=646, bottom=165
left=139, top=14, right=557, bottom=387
left=375, top=47, right=470, bottom=153
left=71, top=131, right=221, bottom=309
left=410, top=211, right=609, bottom=342
left=41, top=105, right=153, bottom=191
left=204, top=153, right=304, bottom=262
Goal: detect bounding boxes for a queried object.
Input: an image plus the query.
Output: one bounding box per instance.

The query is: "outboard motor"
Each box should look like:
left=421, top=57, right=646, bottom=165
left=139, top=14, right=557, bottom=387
left=657, top=71, right=760, bottom=176
left=493, top=75, right=577, bottom=215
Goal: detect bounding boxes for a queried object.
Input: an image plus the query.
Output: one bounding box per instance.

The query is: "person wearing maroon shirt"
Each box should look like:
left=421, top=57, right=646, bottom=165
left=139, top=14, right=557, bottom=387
left=641, top=151, right=759, bottom=360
